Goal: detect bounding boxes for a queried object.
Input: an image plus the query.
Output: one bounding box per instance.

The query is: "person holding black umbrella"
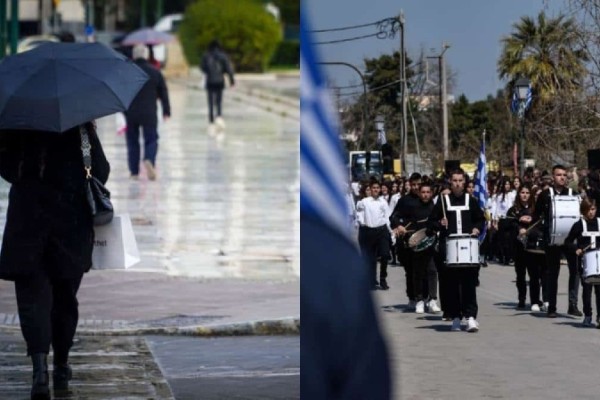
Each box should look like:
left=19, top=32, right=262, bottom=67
left=125, top=44, right=171, bottom=181
left=0, top=42, right=147, bottom=399
left=0, top=122, right=110, bottom=399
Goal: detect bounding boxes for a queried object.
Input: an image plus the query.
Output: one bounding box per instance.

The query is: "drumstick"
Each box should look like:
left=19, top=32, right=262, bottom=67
left=441, top=195, right=447, bottom=220
left=525, top=219, right=541, bottom=233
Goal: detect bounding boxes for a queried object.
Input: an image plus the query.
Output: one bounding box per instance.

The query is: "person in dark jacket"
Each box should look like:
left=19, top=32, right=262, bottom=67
left=427, top=169, right=485, bottom=332
left=125, top=44, right=171, bottom=181
left=0, top=122, right=110, bottom=399
left=564, top=197, right=600, bottom=327
left=200, top=39, right=235, bottom=134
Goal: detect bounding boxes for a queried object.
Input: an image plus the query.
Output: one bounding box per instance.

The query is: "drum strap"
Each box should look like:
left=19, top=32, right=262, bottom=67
left=444, top=194, right=469, bottom=234
left=581, top=218, right=600, bottom=250
left=549, top=187, right=573, bottom=197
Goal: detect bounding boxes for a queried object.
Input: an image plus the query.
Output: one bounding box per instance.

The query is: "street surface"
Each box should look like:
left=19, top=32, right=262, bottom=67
left=0, top=76, right=300, bottom=399
left=376, top=262, right=600, bottom=400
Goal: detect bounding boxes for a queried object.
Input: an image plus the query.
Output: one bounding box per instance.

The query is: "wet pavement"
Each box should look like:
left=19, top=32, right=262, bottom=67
left=0, top=332, right=173, bottom=399
left=0, top=75, right=299, bottom=398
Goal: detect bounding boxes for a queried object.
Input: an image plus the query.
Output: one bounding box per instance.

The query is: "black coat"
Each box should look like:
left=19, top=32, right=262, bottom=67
left=125, top=58, right=171, bottom=125
left=0, top=125, right=110, bottom=281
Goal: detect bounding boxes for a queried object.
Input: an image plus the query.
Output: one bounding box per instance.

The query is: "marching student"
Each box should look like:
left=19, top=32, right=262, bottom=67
left=427, top=169, right=485, bottom=332
left=564, top=198, right=600, bottom=327
left=356, top=180, right=395, bottom=290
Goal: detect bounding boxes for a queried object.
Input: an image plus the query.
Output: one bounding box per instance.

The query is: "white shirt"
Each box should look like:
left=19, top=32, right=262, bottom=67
left=493, top=192, right=515, bottom=219
left=356, top=197, right=390, bottom=228
left=389, top=193, right=401, bottom=211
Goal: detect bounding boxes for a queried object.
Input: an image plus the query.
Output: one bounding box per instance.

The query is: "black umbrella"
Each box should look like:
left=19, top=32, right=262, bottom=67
left=0, top=42, right=149, bottom=133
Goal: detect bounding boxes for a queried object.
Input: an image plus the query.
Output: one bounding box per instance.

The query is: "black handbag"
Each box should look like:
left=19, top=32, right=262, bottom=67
left=80, top=126, right=114, bottom=226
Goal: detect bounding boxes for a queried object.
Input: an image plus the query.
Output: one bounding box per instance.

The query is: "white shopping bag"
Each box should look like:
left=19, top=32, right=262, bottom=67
left=115, top=112, right=127, bottom=136
left=92, top=214, right=140, bottom=270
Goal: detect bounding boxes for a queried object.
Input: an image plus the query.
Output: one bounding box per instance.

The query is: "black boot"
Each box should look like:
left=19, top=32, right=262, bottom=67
left=380, top=278, right=389, bottom=290
left=53, top=363, right=72, bottom=392
left=568, top=303, right=583, bottom=317
left=30, top=353, right=50, bottom=400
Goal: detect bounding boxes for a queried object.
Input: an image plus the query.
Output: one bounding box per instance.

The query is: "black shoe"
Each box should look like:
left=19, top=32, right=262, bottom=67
left=480, top=261, right=488, bottom=268
left=568, top=305, right=583, bottom=317
left=53, top=363, right=72, bottom=392
left=597, top=320, right=600, bottom=329
left=517, top=301, right=526, bottom=310
left=380, top=280, right=389, bottom=290
left=30, top=354, right=50, bottom=400
left=547, top=311, right=558, bottom=318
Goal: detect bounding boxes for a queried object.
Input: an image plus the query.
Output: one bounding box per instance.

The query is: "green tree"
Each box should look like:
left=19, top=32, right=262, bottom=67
left=497, top=11, right=588, bottom=103
left=178, top=0, right=282, bottom=71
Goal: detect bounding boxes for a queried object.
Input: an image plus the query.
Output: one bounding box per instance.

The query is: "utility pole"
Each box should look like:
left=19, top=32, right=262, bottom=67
left=9, top=0, right=17, bottom=55
left=428, top=42, right=450, bottom=160
left=0, top=0, right=6, bottom=59
left=141, top=0, right=147, bottom=27
left=440, top=42, right=450, bottom=160
left=398, top=11, right=407, bottom=175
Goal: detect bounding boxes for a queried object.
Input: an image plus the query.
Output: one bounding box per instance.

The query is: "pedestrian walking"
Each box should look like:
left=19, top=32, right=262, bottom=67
left=0, top=122, right=110, bottom=399
left=200, top=39, right=235, bottom=135
left=125, top=44, right=171, bottom=181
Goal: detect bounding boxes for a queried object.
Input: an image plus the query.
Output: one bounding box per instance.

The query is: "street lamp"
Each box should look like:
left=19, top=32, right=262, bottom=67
left=514, top=78, right=531, bottom=177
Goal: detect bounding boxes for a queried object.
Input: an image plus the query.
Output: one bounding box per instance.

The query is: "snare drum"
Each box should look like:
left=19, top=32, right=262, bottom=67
left=525, top=227, right=545, bottom=254
left=445, top=235, right=479, bottom=267
left=583, top=250, right=600, bottom=284
left=549, top=196, right=580, bottom=245
left=408, top=228, right=437, bottom=252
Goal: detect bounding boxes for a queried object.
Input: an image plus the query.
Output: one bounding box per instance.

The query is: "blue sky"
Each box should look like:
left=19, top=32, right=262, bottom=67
left=304, top=0, right=563, bottom=101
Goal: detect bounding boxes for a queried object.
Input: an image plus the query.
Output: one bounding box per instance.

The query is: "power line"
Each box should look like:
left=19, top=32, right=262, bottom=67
left=309, top=19, right=385, bottom=33
left=313, top=32, right=380, bottom=45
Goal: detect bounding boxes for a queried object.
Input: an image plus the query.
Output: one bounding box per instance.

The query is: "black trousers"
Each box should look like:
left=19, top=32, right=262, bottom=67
left=544, top=245, right=580, bottom=313
left=581, top=281, right=600, bottom=318
left=433, top=251, right=449, bottom=314
left=207, top=87, right=224, bottom=123
left=446, top=267, right=479, bottom=319
left=15, top=271, right=83, bottom=358
left=397, top=244, right=414, bottom=300
left=498, top=220, right=514, bottom=264
left=514, top=245, right=528, bottom=303
left=411, top=249, right=437, bottom=301
left=358, top=226, right=390, bottom=285
left=525, top=251, right=546, bottom=306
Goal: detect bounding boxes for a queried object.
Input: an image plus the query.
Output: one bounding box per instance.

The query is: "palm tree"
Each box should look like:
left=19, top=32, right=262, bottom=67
left=497, top=11, right=588, bottom=102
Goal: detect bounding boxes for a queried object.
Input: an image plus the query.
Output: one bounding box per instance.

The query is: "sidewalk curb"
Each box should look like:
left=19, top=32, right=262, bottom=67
left=0, top=317, right=300, bottom=337
left=173, top=79, right=299, bottom=121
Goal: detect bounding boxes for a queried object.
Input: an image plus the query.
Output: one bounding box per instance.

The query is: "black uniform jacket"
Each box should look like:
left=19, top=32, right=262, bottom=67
left=426, top=192, right=485, bottom=238
left=389, top=193, right=420, bottom=229
left=0, top=127, right=110, bottom=280
left=564, top=218, right=600, bottom=254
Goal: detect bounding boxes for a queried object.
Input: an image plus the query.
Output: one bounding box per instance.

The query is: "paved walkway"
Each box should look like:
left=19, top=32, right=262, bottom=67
left=375, top=261, right=600, bottom=399
left=0, top=74, right=299, bottom=336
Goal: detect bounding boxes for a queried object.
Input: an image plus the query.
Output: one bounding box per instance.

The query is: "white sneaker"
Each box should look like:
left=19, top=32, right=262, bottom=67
left=428, top=299, right=441, bottom=313
left=466, top=317, right=479, bottom=332
left=215, top=116, right=226, bottom=130
left=407, top=300, right=416, bottom=311
left=531, top=304, right=541, bottom=312
left=583, top=316, right=593, bottom=327
left=415, top=300, right=425, bottom=314
left=541, top=302, right=549, bottom=312
left=451, top=318, right=461, bottom=331
left=143, top=160, right=156, bottom=181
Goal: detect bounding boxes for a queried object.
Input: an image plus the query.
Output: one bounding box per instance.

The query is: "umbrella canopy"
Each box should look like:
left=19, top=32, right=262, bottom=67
left=122, top=28, right=174, bottom=46
left=0, top=42, right=149, bottom=133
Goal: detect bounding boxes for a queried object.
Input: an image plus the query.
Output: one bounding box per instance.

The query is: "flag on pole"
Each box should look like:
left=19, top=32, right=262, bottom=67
left=510, top=83, right=533, bottom=117
left=300, top=11, right=391, bottom=399
left=473, top=131, right=488, bottom=241
left=300, top=14, right=351, bottom=237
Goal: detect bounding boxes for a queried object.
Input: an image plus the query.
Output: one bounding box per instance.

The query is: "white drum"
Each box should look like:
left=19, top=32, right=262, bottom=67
left=549, top=196, right=580, bottom=245
left=445, top=235, right=479, bottom=267
left=583, top=250, right=600, bottom=284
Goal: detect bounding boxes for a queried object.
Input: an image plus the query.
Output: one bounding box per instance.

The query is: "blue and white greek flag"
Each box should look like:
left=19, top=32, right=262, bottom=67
left=300, top=16, right=350, bottom=237
left=510, top=83, right=532, bottom=117
left=473, top=136, right=488, bottom=241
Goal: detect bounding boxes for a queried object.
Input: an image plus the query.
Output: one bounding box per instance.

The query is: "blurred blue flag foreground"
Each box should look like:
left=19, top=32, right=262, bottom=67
left=300, top=10, right=391, bottom=400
